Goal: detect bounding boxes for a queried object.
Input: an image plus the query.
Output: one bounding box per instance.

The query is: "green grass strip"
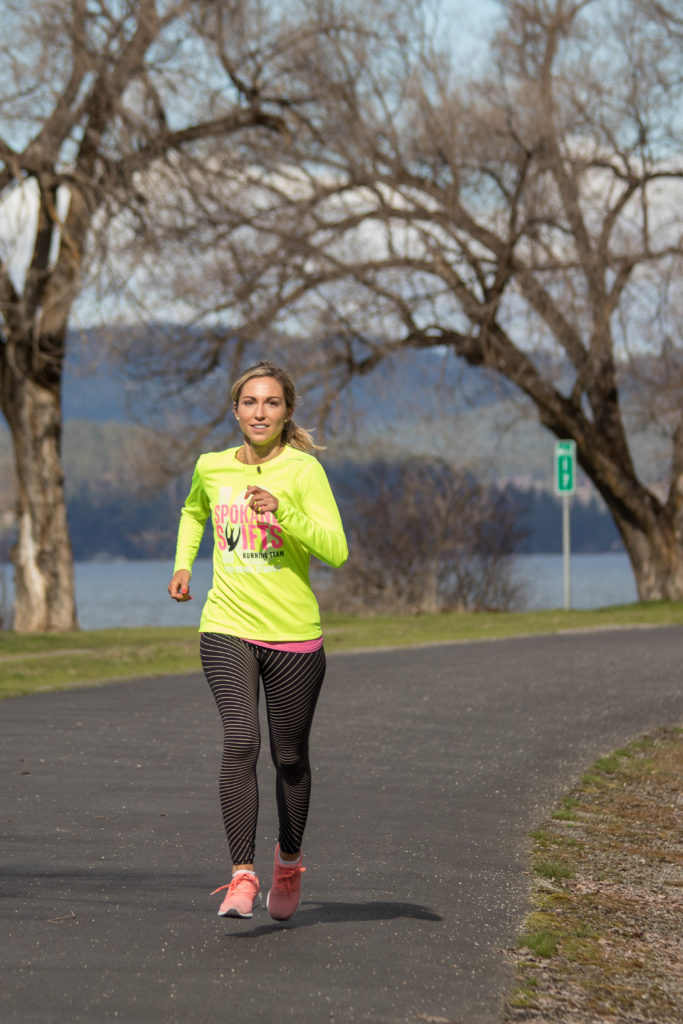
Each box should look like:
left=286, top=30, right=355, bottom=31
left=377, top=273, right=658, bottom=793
left=0, top=602, right=681, bottom=699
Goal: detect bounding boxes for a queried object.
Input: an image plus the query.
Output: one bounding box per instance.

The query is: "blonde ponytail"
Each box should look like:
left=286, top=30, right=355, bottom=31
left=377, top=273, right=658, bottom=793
left=282, top=419, right=325, bottom=453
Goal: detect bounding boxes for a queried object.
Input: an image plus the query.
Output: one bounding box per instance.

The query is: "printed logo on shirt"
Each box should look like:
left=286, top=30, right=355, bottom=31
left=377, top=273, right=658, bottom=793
left=213, top=487, right=284, bottom=570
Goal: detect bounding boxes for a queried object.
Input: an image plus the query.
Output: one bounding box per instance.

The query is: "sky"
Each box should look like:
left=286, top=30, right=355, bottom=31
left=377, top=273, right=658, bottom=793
left=0, top=0, right=504, bottom=328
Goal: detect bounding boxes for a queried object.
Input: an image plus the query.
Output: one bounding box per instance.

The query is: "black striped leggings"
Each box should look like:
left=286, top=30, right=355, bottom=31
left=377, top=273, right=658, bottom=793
left=199, top=632, right=326, bottom=865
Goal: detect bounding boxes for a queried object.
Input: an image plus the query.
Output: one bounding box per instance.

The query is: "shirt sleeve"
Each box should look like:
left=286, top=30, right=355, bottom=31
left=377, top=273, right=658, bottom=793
left=275, top=459, right=348, bottom=567
left=173, top=460, right=211, bottom=573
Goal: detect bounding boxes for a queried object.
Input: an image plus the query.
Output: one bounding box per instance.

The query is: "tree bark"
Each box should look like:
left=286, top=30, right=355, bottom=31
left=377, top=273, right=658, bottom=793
left=0, top=0, right=297, bottom=631
left=5, top=374, right=77, bottom=632
left=610, top=507, right=683, bottom=602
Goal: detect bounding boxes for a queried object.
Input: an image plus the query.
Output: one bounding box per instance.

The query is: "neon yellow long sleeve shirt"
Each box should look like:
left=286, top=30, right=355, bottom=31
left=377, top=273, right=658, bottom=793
left=173, top=445, right=348, bottom=640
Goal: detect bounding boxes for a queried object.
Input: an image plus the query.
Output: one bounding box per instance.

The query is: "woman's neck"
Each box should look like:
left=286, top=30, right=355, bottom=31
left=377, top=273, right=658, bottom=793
left=237, top=440, right=285, bottom=465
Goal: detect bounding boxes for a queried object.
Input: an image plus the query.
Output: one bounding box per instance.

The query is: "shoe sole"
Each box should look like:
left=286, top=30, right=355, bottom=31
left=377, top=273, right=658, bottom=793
left=217, top=893, right=262, bottom=918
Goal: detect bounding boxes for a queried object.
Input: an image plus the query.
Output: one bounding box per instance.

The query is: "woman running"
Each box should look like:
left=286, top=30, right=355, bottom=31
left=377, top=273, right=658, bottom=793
left=168, top=361, right=347, bottom=922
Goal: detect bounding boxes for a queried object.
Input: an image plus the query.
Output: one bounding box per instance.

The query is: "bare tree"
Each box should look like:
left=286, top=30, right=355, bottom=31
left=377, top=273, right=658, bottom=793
left=147, top=0, right=682, bottom=601
left=0, top=0, right=387, bottom=631
left=324, top=459, right=525, bottom=613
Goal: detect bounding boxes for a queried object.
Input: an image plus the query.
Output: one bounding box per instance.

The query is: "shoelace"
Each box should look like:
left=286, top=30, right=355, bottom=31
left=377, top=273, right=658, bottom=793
left=273, top=862, right=306, bottom=893
left=210, top=874, right=257, bottom=897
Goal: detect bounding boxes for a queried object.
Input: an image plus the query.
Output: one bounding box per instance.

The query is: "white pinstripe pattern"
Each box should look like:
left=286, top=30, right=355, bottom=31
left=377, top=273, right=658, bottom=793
left=200, top=633, right=326, bottom=865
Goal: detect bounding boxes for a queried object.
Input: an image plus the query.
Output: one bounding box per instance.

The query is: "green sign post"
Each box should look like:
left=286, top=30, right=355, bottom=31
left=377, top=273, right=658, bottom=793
left=555, top=440, right=576, bottom=495
left=554, top=441, right=576, bottom=609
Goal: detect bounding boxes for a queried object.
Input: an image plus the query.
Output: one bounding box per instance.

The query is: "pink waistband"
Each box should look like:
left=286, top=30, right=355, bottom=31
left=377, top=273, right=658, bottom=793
left=241, top=636, right=324, bottom=653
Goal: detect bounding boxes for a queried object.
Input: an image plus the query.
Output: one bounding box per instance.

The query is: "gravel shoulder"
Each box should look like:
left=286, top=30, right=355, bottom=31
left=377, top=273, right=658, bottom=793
left=505, top=727, right=683, bottom=1024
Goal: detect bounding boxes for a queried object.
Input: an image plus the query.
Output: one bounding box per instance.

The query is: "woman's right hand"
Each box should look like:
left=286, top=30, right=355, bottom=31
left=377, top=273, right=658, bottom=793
left=168, top=569, right=193, bottom=602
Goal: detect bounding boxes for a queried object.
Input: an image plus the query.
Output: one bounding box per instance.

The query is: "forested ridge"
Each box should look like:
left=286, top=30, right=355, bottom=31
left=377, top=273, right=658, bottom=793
left=0, top=418, right=621, bottom=562
left=0, top=337, right=665, bottom=563
left=0, top=338, right=660, bottom=563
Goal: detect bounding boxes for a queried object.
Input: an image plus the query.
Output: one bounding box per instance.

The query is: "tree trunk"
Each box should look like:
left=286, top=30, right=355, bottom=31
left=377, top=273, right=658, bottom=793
left=617, top=515, right=683, bottom=603
left=7, top=375, right=78, bottom=632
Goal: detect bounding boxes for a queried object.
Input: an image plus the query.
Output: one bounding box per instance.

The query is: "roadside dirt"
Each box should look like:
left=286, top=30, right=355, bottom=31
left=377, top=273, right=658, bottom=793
left=504, top=726, right=683, bottom=1024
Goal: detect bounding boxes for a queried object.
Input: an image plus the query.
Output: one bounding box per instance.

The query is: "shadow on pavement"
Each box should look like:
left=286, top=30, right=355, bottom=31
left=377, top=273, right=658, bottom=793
left=223, top=898, right=443, bottom=937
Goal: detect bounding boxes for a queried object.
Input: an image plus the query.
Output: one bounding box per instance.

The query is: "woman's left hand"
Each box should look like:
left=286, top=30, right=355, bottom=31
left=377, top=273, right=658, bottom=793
left=245, top=485, right=279, bottom=516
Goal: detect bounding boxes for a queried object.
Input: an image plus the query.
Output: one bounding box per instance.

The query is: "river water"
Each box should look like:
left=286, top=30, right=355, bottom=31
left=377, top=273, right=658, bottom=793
left=0, top=552, right=638, bottom=631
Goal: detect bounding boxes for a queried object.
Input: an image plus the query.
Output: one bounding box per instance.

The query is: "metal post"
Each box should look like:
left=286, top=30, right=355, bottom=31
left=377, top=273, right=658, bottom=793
left=563, top=493, right=571, bottom=610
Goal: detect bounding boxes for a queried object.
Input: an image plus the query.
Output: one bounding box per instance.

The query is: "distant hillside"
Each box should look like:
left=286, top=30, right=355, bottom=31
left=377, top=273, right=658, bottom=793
left=0, top=327, right=669, bottom=561
left=53, top=330, right=566, bottom=485
left=0, top=418, right=622, bottom=561
left=58, top=329, right=669, bottom=486
left=61, top=327, right=516, bottom=421
left=62, top=329, right=136, bottom=421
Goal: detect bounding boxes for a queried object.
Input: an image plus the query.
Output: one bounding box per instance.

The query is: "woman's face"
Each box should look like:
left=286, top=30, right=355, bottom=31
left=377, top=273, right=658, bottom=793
left=234, top=376, right=291, bottom=449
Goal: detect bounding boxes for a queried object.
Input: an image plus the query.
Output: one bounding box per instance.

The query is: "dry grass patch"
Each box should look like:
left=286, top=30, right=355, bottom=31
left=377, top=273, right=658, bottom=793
left=506, top=727, right=683, bottom=1023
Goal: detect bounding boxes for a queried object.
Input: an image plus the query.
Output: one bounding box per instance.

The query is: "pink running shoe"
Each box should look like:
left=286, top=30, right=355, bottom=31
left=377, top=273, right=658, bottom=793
left=267, top=845, right=306, bottom=921
left=211, top=871, right=261, bottom=918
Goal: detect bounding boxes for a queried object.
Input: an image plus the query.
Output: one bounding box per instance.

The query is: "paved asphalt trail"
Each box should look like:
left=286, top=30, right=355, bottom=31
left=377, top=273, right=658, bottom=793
left=2, top=626, right=682, bottom=1024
